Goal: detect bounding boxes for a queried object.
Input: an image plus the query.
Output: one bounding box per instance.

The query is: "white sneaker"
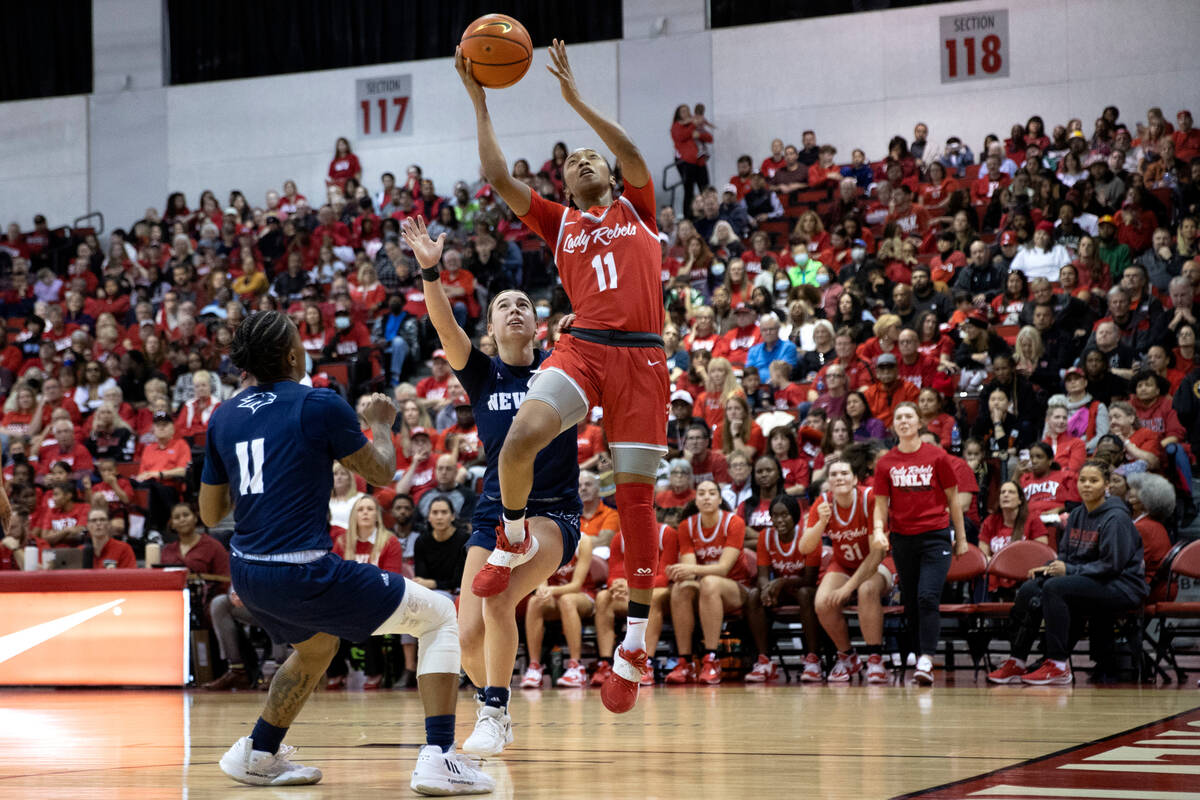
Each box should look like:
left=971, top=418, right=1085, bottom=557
left=800, top=653, right=824, bottom=683
left=219, top=736, right=322, bottom=786
left=865, top=654, right=889, bottom=685
left=520, top=662, right=544, bottom=689
left=913, top=655, right=934, bottom=686
left=462, top=705, right=513, bottom=757
left=555, top=660, right=587, bottom=688
left=411, top=744, right=495, bottom=796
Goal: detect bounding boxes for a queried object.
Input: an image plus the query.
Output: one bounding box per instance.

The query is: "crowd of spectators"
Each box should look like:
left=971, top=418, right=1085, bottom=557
left=1, top=101, right=1198, bottom=688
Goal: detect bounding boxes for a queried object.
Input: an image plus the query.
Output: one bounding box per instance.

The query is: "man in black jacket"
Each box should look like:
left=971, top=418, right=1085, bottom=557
left=954, top=239, right=1006, bottom=304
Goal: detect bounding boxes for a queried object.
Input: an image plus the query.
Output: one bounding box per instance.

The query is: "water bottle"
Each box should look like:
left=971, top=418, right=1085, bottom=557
left=23, top=544, right=38, bottom=571
left=950, top=423, right=961, bottom=455
left=549, top=646, right=564, bottom=684
left=145, top=542, right=161, bottom=568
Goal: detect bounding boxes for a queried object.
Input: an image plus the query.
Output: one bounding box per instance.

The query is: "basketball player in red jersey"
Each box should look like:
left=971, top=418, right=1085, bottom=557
left=800, top=459, right=892, bottom=684
left=457, top=40, right=669, bottom=714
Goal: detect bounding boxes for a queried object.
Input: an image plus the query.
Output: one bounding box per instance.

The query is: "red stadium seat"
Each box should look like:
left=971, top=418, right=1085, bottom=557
left=1146, top=540, right=1200, bottom=683
left=317, top=361, right=350, bottom=387
left=963, top=164, right=981, bottom=180
left=972, top=540, right=1056, bottom=618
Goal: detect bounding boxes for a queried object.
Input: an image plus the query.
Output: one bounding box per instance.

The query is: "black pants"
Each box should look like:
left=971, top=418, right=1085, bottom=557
left=327, top=637, right=387, bottom=678
left=1009, top=575, right=1134, bottom=661
left=144, top=480, right=179, bottom=539
left=676, top=160, right=709, bottom=219
left=890, top=531, right=953, bottom=656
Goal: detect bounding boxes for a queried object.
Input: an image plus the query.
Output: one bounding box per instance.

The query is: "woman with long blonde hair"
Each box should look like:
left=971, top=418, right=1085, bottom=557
left=693, top=356, right=739, bottom=428
left=327, top=495, right=410, bottom=690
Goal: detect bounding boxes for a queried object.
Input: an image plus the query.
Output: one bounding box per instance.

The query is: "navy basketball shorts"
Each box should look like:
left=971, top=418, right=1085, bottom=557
left=468, top=496, right=582, bottom=568
left=231, top=553, right=407, bottom=645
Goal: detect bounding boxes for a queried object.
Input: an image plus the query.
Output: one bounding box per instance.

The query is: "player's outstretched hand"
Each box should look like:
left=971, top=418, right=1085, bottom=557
left=401, top=216, right=446, bottom=270
left=546, top=39, right=581, bottom=106
left=454, top=46, right=486, bottom=106
left=361, top=392, right=398, bottom=428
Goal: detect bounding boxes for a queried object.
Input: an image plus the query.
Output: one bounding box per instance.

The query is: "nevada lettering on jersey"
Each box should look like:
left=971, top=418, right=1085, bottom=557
left=486, top=391, right=527, bottom=412
left=561, top=221, right=640, bottom=254
left=727, top=335, right=757, bottom=351
left=890, top=464, right=935, bottom=488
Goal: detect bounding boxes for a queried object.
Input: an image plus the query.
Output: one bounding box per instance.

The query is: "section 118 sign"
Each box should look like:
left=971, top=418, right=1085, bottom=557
left=939, top=9, right=1009, bottom=83
left=356, top=74, right=413, bottom=137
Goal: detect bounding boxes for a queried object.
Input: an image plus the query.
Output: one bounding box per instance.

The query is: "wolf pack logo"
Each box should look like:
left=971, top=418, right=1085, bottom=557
left=238, top=392, right=277, bottom=414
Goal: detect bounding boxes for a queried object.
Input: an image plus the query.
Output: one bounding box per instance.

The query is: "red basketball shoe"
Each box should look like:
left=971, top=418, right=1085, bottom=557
left=600, top=647, right=649, bottom=713
left=590, top=660, right=612, bottom=687
left=472, top=523, right=540, bottom=597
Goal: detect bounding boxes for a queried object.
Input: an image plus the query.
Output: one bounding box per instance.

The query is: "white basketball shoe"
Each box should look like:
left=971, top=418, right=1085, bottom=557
left=219, top=736, right=322, bottom=786
left=410, top=745, right=496, bottom=795
left=462, top=705, right=513, bottom=757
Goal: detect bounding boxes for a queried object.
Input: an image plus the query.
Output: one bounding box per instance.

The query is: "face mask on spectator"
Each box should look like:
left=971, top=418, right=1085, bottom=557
left=304, top=353, right=313, bottom=374
left=775, top=279, right=791, bottom=294
left=536, top=305, right=550, bottom=320
left=815, top=272, right=830, bottom=287
left=334, top=314, right=350, bottom=330
left=794, top=252, right=809, bottom=266
left=851, top=247, right=867, bottom=262
left=711, top=262, right=725, bottom=278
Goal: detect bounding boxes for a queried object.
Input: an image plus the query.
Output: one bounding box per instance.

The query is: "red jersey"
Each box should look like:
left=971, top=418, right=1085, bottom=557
left=756, top=524, right=819, bottom=577
left=980, top=513, right=1049, bottom=556
left=1019, top=469, right=1079, bottom=514
left=519, top=180, right=663, bottom=333
left=872, top=443, right=957, bottom=535
left=808, top=487, right=873, bottom=571
left=333, top=533, right=407, bottom=574
left=677, top=511, right=753, bottom=583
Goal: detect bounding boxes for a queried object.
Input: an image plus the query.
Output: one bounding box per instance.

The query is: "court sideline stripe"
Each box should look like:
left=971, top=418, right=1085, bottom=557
left=889, top=703, right=1200, bottom=800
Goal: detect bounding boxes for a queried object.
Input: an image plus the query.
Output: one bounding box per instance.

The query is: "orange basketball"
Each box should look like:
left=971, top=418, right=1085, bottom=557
left=460, top=13, right=533, bottom=89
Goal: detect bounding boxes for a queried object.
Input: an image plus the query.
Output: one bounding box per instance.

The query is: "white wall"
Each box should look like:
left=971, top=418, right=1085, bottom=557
left=166, top=42, right=620, bottom=213
left=0, top=96, right=89, bottom=228
left=1, top=0, right=1198, bottom=230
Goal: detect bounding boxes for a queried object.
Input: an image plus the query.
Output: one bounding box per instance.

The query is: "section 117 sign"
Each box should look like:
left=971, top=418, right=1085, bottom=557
left=939, top=9, right=1009, bottom=83
left=356, top=74, right=413, bottom=137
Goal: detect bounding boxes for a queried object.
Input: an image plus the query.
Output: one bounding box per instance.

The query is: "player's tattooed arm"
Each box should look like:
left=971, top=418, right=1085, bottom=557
left=339, top=394, right=399, bottom=487
left=547, top=39, right=649, bottom=188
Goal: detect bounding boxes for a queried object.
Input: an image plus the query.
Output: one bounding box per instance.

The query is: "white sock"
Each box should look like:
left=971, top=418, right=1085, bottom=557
left=621, top=617, right=647, bottom=652
left=1011, top=657, right=1026, bottom=669
left=916, top=655, right=933, bottom=672
left=1050, top=659, right=1068, bottom=671
left=504, top=515, right=526, bottom=545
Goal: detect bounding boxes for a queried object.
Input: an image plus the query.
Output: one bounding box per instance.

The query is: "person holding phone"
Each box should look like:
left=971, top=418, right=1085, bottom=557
left=987, top=459, right=1148, bottom=685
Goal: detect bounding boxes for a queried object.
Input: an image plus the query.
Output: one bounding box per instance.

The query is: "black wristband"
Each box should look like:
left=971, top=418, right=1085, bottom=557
left=421, top=266, right=440, bottom=282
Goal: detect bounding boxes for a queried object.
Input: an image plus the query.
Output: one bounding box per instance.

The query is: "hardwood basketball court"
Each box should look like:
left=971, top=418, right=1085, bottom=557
left=1, top=683, right=1197, bottom=799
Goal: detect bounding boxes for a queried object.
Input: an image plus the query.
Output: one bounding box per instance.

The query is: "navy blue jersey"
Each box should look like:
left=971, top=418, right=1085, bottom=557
left=202, top=381, right=367, bottom=555
left=454, top=348, right=580, bottom=515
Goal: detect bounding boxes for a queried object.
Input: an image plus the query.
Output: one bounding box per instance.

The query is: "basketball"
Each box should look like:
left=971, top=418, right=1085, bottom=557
left=460, top=13, right=533, bottom=89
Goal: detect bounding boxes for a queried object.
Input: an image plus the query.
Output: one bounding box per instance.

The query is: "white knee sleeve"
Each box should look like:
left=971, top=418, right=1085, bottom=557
left=372, top=579, right=461, bottom=675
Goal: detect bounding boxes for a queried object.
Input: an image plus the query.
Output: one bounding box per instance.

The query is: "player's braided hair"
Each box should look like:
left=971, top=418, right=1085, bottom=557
left=231, top=310, right=295, bottom=383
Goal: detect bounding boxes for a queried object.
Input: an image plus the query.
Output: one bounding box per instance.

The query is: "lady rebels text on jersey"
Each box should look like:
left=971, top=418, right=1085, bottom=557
left=519, top=180, right=663, bottom=334
left=806, top=487, right=874, bottom=572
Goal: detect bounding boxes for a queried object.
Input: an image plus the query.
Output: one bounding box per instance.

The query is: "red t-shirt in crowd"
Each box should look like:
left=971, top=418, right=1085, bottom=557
left=332, top=533, right=407, bottom=574
left=655, top=487, right=695, bottom=509
left=92, top=537, right=137, bottom=569
left=576, top=423, right=605, bottom=465
left=979, top=513, right=1049, bottom=557
left=161, top=534, right=231, bottom=577
left=872, top=443, right=957, bottom=535
left=688, top=449, right=731, bottom=485
left=416, top=374, right=450, bottom=402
